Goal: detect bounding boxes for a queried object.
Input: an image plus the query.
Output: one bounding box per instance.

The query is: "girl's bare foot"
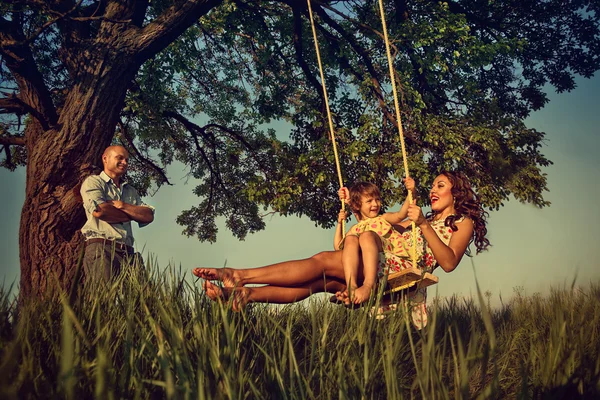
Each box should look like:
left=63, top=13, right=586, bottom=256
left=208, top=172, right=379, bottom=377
left=202, top=281, right=250, bottom=312
left=352, top=284, right=374, bottom=304
left=193, top=267, right=238, bottom=288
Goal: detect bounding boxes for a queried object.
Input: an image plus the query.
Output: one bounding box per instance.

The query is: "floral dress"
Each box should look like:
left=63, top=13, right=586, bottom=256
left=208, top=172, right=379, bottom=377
left=348, top=216, right=409, bottom=258
left=377, top=217, right=463, bottom=329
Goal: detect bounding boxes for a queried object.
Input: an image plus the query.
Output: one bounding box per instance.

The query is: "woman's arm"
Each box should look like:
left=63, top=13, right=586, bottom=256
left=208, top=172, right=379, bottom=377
left=407, top=204, right=474, bottom=272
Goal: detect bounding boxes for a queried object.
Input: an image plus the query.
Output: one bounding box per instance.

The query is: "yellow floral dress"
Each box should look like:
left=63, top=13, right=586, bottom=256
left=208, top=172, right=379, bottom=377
left=348, top=216, right=409, bottom=258
left=378, top=217, right=463, bottom=329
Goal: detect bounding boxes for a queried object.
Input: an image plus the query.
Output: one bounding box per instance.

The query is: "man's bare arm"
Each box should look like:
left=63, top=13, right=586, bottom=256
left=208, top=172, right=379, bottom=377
left=109, top=200, right=154, bottom=224
left=92, top=202, right=133, bottom=223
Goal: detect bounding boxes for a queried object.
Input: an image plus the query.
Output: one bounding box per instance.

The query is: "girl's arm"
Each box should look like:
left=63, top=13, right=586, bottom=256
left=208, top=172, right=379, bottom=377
left=338, top=186, right=363, bottom=223
left=407, top=204, right=474, bottom=272
left=334, top=209, right=348, bottom=250
left=383, top=177, right=416, bottom=225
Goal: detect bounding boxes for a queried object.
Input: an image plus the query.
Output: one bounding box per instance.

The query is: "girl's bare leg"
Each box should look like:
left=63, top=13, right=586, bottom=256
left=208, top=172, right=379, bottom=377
left=340, top=236, right=360, bottom=304
left=193, top=250, right=346, bottom=288
left=352, top=232, right=382, bottom=304
left=203, top=278, right=346, bottom=308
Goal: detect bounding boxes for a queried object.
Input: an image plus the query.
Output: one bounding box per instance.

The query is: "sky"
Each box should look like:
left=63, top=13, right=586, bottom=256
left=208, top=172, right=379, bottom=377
left=1, top=75, right=599, bottom=306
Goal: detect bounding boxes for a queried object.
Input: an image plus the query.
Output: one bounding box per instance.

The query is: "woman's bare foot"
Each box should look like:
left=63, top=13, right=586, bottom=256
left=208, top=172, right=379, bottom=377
left=335, top=289, right=347, bottom=303
left=193, top=267, right=239, bottom=288
left=202, top=281, right=250, bottom=312
left=202, top=280, right=221, bottom=299
left=335, top=287, right=356, bottom=306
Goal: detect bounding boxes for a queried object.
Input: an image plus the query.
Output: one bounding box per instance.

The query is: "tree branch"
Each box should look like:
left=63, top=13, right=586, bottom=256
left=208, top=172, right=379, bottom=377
left=166, top=114, right=231, bottom=200
left=163, top=110, right=272, bottom=198
left=445, top=0, right=504, bottom=42
left=163, top=110, right=214, bottom=144
left=19, top=0, right=85, bottom=45
left=311, top=4, right=415, bottom=142
left=0, top=16, right=58, bottom=130
left=117, top=120, right=173, bottom=186
left=291, top=5, right=325, bottom=102
left=164, top=109, right=271, bottom=170
left=2, top=144, right=11, bottom=167
left=317, top=1, right=399, bottom=53
left=203, top=123, right=255, bottom=151
left=129, top=0, right=224, bottom=61
left=0, top=95, right=29, bottom=115
left=0, top=131, right=26, bottom=146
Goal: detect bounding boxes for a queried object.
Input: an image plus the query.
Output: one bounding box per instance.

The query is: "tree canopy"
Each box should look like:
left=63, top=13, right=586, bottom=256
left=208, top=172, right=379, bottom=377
left=1, top=1, right=599, bottom=293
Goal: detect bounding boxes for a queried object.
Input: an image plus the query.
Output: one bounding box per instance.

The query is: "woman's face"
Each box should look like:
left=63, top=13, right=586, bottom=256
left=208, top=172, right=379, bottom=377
left=358, top=193, right=381, bottom=219
left=430, top=174, right=454, bottom=212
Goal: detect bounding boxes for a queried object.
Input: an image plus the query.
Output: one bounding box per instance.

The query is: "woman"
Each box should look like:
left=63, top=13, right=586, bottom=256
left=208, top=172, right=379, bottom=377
left=193, top=171, right=490, bottom=323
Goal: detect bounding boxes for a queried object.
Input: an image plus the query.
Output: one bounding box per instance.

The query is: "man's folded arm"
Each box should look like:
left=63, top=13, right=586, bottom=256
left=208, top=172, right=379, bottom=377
left=92, top=202, right=132, bottom=223
left=118, top=202, right=154, bottom=224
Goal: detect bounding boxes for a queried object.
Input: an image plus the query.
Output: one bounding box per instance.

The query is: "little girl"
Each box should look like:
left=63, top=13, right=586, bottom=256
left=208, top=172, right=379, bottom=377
left=333, top=178, right=415, bottom=304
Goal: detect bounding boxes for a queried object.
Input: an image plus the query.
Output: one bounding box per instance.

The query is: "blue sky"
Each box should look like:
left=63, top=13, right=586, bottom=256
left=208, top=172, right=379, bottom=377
left=1, top=75, right=599, bottom=305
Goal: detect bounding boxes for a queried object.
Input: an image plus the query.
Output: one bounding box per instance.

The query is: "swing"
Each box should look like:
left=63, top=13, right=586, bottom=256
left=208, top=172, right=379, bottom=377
left=306, top=0, right=438, bottom=295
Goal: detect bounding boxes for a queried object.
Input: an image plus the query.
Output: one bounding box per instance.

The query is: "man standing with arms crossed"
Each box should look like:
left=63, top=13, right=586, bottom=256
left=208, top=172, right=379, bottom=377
left=80, top=145, right=155, bottom=282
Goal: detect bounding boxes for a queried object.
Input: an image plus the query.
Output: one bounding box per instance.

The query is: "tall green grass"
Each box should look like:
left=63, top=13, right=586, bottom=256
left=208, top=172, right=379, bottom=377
left=0, top=259, right=599, bottom=399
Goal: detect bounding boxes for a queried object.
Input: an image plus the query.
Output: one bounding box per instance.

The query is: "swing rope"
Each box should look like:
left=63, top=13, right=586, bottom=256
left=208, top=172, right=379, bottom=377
left=306, top=0, right=419, bottom=272
left=377, top=0, right=418, bottom=271
left=306, top=0, right=346, bottom=235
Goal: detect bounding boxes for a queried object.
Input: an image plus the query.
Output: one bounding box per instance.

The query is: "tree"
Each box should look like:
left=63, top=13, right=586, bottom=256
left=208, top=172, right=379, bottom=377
left=1, top=1, right=598, bottom=296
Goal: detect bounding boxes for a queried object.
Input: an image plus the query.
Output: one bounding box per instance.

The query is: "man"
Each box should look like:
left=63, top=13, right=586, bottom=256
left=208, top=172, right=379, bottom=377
left=80, top=145, right=155, bottom=282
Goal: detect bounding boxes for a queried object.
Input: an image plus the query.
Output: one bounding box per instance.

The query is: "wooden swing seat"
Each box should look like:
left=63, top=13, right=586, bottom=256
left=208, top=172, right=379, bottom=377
left=384, top=267, right=438, bottom=294
left=329, top=267, right=438, bottom=306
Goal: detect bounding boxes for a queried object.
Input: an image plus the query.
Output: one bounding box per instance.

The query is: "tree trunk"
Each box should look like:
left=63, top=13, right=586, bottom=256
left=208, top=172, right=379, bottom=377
left=18, top=57, right=139, bottom=297
left=7, top=0, right=227, bottom=297
left=18, top=165, right=85, bottom=297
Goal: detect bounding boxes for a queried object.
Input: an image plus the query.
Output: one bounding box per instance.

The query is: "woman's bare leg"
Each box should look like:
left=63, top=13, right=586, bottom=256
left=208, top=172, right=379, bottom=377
left=203, top=281, right=250, bottom=312
left=193, top=250, right=346, bottom=288
left=193, top=268, right=238, bottom=287
left=203, top=278, right=346, bottom=307
left=352, top=232, right=382, bottom=304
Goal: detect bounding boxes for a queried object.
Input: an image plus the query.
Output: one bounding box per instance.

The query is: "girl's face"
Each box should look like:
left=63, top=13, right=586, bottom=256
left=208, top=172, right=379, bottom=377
left=358, top=193, right=381, bottom=219
left=430, top=174, right=454, bottom=212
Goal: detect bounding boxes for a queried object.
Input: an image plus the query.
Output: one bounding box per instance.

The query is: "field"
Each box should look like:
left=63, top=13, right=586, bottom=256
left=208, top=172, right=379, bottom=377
left=0, top=261, right=599, bottom=399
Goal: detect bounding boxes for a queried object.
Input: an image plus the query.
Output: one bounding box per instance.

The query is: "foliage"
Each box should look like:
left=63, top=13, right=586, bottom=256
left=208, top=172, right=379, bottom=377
left=0, top=260, right=599, bottom=398
left=1, top=1, right=599, bottom=243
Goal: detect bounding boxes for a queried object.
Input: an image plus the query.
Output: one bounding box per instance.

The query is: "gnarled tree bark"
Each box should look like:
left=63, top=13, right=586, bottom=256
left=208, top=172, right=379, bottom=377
left=5, top=0, right=224, bottom=297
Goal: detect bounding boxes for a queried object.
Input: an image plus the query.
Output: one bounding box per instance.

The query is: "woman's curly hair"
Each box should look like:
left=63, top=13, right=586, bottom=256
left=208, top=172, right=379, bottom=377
left=428, top=171, right=490, bottom=254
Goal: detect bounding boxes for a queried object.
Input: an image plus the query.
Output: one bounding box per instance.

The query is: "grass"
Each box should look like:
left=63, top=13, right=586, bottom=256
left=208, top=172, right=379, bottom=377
left=0, top=258, right=599, bottom=399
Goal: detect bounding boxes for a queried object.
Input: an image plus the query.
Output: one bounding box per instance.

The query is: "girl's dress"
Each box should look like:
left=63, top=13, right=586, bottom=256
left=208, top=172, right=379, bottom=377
left=348, top=215, right=409, bottom=258
left=342, top=214, right=463, bottom=329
